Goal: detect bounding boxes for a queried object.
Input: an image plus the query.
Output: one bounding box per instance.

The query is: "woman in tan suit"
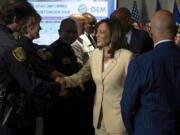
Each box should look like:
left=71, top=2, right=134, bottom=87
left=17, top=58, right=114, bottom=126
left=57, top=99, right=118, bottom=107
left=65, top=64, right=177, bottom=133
left=57, top=18, right=133, bottom=135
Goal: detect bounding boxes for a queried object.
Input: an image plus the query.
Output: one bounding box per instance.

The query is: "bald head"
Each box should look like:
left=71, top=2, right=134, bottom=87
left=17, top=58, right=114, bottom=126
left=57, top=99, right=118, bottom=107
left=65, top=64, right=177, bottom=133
left=110, top=7, right=132, bottom=34
left=82, top=12, right=96, bottom=20
left=69, top=13, right=85, bottom=22
left=69, top=13, right=85, bottom=36
left=82, top=12, right=97, bottom=34
left=110, top=7, right=131, bottom=20
left=82, top=12, right=96, bottom=25
left=151, top=10, right=177, bottom=42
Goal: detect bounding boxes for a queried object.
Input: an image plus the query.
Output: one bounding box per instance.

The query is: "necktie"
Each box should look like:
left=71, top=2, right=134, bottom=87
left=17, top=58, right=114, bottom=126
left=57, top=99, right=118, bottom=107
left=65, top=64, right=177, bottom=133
left=87, top=33, right=97, bottom=48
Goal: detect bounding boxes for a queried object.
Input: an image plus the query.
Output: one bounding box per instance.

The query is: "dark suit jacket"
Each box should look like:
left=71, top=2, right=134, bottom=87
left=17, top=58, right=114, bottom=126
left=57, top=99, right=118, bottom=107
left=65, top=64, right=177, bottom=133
left=121, top=41, right=180, bottom=135
left=129, top=28, right=153, bottom=54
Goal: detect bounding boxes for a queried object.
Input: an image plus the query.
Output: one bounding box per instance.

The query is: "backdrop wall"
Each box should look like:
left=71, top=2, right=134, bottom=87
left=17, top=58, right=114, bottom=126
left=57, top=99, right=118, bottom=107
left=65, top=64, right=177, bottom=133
left=117, top=0, right=180, bottom=24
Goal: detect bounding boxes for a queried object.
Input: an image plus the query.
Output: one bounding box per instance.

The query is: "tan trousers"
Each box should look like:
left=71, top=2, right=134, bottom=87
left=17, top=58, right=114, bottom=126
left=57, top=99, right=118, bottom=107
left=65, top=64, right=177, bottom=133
left=95, top=118, right=125, bottom=135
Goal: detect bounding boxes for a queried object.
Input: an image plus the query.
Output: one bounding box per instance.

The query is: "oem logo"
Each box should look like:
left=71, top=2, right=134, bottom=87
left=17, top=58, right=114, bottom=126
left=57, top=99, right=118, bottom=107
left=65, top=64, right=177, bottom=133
left=78, top=4, right=87, bottom=14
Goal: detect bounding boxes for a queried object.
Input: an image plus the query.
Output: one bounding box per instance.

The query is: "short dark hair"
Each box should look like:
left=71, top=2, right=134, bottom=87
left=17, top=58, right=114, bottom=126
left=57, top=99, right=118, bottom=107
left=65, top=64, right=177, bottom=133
left=0, top=1, right=35, bottom=25
left=110, top=7, right=131, bottom=20
left=59, top=18, right=76, bottom=31
left=97, top=18, right=128, bottom=58
left=144, top=20, right=150, bottom=24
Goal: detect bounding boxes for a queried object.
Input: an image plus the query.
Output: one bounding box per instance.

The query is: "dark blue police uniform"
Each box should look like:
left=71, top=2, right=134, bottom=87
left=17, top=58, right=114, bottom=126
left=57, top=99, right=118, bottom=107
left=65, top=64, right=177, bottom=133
left=45, top=38, right=95, bottom=135
left=18, top=36, right=54, bottom=81
left=48, top=38, right=79, bottom=75
left=0, top=24, right=61, bottom=135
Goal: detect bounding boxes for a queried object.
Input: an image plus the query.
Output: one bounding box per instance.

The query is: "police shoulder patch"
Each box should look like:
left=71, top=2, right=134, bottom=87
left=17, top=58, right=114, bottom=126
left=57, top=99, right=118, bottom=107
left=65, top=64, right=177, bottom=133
left=12, top=47, right=26, bottom=62
left=37, top=49, right=48, bottom=60
left=45, top=51, right=53, bottom=60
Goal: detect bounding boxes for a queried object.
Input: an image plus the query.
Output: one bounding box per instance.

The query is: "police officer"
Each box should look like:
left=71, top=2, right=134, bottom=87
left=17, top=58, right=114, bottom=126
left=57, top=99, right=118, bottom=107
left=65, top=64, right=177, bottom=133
left=48, top=18, right=79, bottom=75
left=0, top=1, right=64, bottom=135
left=47, top=18, right=95, bottom=135
left=18, top=11, right=66, bottom=135
left=18, top=10, right=63, bottom=82
left=46, top=18, right=80, bottom=135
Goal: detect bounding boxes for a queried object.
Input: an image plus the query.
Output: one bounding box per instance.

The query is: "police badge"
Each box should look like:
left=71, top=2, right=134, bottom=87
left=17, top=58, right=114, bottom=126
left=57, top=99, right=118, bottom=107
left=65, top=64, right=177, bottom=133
left=12, top=47, right=26, bottom=62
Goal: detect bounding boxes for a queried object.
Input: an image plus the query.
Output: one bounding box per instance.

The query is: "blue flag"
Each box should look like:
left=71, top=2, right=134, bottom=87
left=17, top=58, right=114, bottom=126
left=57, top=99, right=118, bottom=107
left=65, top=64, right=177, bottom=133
left=131, top=0, right=141, bottom=23
left=156, top=0, right=161, bottom=11
left=173, top=0, right=180, bottom=24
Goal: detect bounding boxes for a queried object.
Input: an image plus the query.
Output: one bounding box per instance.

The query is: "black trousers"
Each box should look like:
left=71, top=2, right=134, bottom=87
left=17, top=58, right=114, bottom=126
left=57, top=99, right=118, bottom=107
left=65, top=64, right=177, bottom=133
left=0, top=123, right=36, bottom=135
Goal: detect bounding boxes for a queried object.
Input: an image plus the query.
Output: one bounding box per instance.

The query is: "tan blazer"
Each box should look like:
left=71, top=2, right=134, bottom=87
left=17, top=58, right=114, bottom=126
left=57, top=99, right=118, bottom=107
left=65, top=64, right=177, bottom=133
left=65, top=48, right=133, bottom=134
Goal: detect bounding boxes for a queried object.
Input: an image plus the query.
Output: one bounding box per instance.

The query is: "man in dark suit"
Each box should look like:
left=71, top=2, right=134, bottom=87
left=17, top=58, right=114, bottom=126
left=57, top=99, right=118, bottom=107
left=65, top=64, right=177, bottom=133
left=110, top=7, right=153, bottom=55
left=121, top=10, right=180, bottom=135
